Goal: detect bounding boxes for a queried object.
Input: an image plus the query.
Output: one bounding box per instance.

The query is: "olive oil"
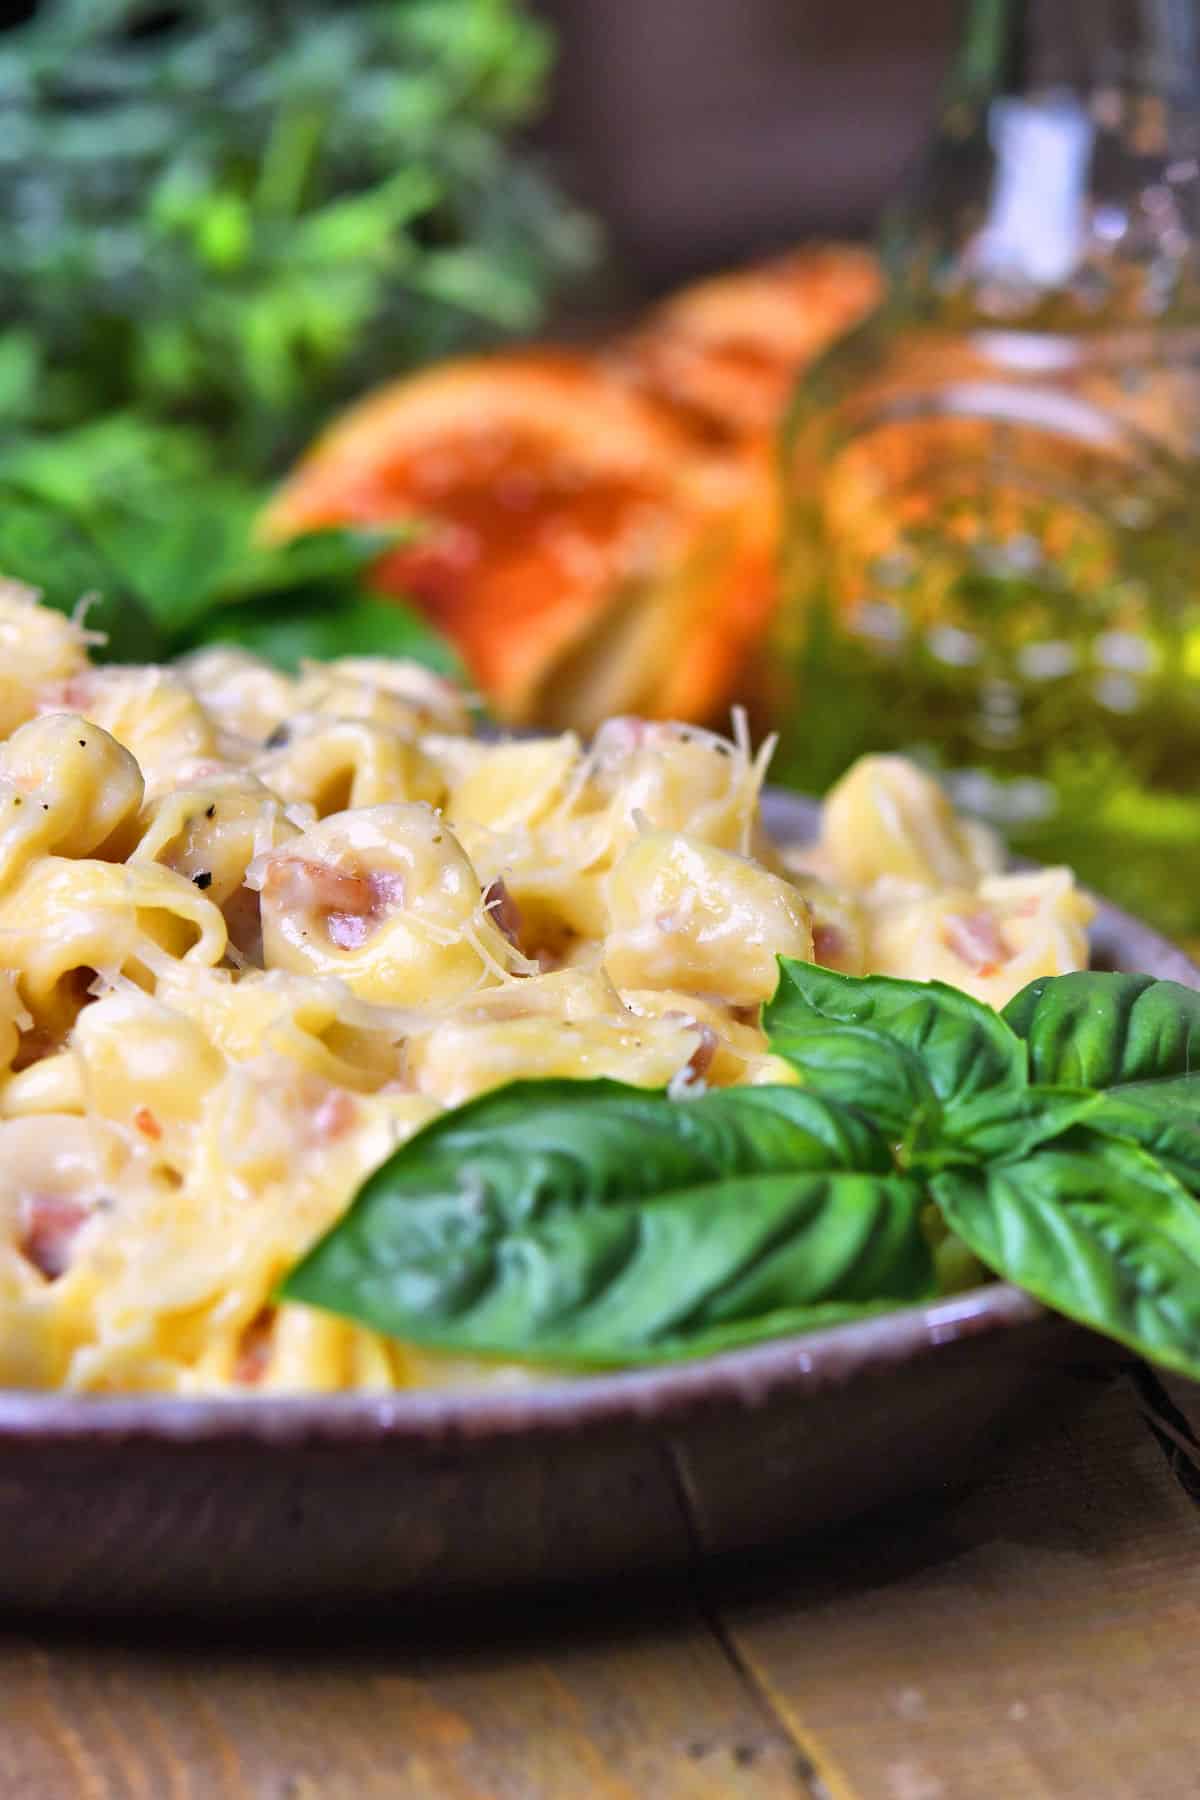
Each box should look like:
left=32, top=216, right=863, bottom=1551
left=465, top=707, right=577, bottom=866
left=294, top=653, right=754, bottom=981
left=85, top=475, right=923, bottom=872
left=776, top=0, right=1200, bottom=939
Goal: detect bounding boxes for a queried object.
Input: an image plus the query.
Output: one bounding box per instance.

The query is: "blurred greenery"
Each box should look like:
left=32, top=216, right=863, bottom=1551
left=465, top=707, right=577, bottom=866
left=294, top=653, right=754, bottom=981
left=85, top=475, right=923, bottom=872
left=0, top=0, right=591, bottom=671
left=0, top=415, right=464, bottom=675
left=0, top=0, right=595, bottom=469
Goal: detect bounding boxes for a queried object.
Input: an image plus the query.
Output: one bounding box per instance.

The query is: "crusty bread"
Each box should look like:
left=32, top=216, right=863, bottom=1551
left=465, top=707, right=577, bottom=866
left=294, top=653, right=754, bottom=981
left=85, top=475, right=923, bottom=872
left=264, top=246, right=880, bottom=729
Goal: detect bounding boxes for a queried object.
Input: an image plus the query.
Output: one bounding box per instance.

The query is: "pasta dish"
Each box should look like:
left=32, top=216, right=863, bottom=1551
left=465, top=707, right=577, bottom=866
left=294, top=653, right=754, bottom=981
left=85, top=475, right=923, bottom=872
left=0, top=585, right=1092, bottom=1392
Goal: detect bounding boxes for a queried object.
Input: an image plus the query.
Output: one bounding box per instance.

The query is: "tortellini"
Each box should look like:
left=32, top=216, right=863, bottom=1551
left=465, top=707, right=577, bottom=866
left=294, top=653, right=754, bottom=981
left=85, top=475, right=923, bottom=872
left=72, top=987, right=225, bottom=1140
left=403, top=968, right=721, bottom=1105
left=864, top=868, right=1093, bottom=1006
left=604, top=830, right=814, bottom=1004
left=291, top=656, right=471, bottom=737
left=818, top=754, right=1001, bottom=890
left=0, top=856, right=226, bottom=1040
left=173, top=646, right=296, bottom=745
left=0, top=714, right=144, bottom=883
left=40, top=665, right=220, bottom=796
left=252, top=717, right=445, bottom=815
left=0, top=593, right=1094, bottom=1395
left=0, top=582, right=90, bottom=738
left=792, top=755, right=1091, bottom=1000
left=131, top=771, right=298, bottom=960
left=590, top=715, right=773, bottom=855
left=253, top=803, right=526, bottom=1004
left=447, top=716, right=776, bottom=953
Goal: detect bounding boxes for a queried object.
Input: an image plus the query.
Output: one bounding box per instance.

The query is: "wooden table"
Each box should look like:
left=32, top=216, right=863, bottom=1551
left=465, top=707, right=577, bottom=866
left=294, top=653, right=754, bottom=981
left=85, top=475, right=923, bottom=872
left=2, top=1366, right=1198, bottom=1799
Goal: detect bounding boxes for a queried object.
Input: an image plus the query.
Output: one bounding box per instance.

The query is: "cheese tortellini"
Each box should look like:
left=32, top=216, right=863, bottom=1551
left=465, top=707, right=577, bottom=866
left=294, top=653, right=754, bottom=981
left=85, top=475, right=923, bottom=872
left=604, top=831, right=814, bottom=1004
left=0, top=588, right=1094, bottom=1394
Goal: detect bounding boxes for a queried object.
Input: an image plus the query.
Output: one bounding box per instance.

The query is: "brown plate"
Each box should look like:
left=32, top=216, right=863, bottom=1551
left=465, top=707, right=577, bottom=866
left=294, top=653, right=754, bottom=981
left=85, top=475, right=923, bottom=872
left=0, top=791, right=1195, bottom=1621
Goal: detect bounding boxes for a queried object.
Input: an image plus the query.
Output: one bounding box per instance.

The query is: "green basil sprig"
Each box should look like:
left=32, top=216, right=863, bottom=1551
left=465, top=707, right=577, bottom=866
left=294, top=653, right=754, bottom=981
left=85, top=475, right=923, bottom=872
left=281, top=1081, right=933, bottom=1365
left=763, top=962, right=1098, bottom=1168
left=931, top=1145, right=1200, bottom=1380
left=279, top=962, right=1200, bottom=1377
left=1002, top=971, right=1200, bottom=1197
left=1002, top=970, right=1200, bottom=1089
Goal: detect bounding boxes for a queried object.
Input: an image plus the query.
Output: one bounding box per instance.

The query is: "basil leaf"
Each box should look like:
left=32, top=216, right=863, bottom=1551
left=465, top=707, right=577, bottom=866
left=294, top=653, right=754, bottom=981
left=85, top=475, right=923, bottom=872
left=945, top=1085, right=1101, bottom=1164
left=175, top=587, right=463, bottom=677
left=932, top=1139, right=1200, bottom=1380
left=767, top=959, right=1025, bottom=1107
left=204, top=529, right=405, bottom=610
left=649, top=1300, right=914, bottom=1363
left=1002, top=973, right=1200, bottom=1187
left=83, top=497, right=396, bottom=637
left=377, top=1078, right=895, bottom=1194
left=284, top=1168, right=930, bottom=1367
left=1116, top=1075, right=1200, bottom=1118
left=84, top=483, right=265, bottom=631
left=280, top=1078, right=929, bottom=1365
left=1003, top=972, right=1200, bottom=1089
left=766, top=1020, right=942, bottom=1144
left=0, top=490, right=166, bottom=662
left=1087, top=1088, right=1200, bottom=1198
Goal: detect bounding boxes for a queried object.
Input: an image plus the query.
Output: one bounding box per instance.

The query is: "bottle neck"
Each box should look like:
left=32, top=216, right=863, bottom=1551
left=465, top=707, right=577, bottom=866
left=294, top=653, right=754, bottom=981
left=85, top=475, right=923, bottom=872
left=953, top=0, right=1200, bottom=103
left=880, top=0, right=1200, bottom=318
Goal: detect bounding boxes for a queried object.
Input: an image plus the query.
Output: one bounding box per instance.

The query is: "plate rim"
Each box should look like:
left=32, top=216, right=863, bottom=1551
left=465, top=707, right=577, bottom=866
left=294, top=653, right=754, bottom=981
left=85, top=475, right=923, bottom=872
left=0, top=1283, right=1051, bottom=1447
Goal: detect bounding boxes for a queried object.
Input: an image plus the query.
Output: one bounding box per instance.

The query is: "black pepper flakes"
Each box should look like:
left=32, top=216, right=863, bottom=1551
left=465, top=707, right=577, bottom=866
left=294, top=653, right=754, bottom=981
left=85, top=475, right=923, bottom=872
left=193, top=870, right=213, bottom=890
left=205, top=804, right=216, bottom=820
left=78, top=739, right=87, bottom=748
left=264, top=724, right=290, bottom=749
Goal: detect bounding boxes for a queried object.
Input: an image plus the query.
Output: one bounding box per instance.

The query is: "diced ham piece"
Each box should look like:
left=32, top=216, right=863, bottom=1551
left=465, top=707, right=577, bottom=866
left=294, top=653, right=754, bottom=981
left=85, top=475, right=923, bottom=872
left=233, top=1311, right=275, bottom=1386
left=308, top=1088, right=359, bottom=1145
left=812, top=923, right=845, bottom=965
left=263, top=857, right=376, bottom=919
left=224, top=883, right=264, bottom=966
left=39, top=672, right=98, bottom=713
left=19, top=1195, right=89, bottom=1280
left=482, top=877, right=524, bottom=949
left=263, top=857, right=406, bottom=951
left=592, top=716, right=651, bottom=758
left=326, top=911, right=371, bottom=950
left=369, top=872, right=407, bottom=909
left=685, top=1022, right=719, bottom=1082
left=942, top=910, right=1012, bottom=976
left=661, top=1011, right=719, bottom=1084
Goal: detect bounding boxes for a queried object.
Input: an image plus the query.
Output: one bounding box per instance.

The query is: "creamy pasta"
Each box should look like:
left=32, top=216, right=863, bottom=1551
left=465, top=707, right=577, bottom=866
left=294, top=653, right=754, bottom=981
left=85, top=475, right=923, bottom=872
left=0, top=584, right=1094, bottom=1393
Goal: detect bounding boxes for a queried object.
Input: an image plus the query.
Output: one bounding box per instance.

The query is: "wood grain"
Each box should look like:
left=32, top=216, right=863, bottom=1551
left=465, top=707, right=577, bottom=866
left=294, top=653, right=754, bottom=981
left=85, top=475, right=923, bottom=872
left=2, top=1376, right=1199, bottom=1798
left=708, top=1373, right=1200, bottom=1800
left=0, top=1597, right=809, bottom=1799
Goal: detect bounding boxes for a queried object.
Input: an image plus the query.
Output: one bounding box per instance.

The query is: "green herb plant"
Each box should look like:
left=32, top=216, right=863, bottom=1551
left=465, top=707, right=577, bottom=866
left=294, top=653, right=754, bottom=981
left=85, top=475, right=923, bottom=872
left=0, top=416, right=461, bottom=675
left=0, top=0, right=594, bottom=672
left=281, top=961, right=1200, bottom=1379
left=0, top=0, right=594, bottom=466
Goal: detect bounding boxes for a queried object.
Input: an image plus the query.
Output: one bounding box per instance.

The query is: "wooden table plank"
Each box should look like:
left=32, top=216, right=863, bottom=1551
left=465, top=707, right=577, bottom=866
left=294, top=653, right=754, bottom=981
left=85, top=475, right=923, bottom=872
left=706, top=1372, right=1200, bottom=1800
left=0, top=1595, right=812, bottom=1800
